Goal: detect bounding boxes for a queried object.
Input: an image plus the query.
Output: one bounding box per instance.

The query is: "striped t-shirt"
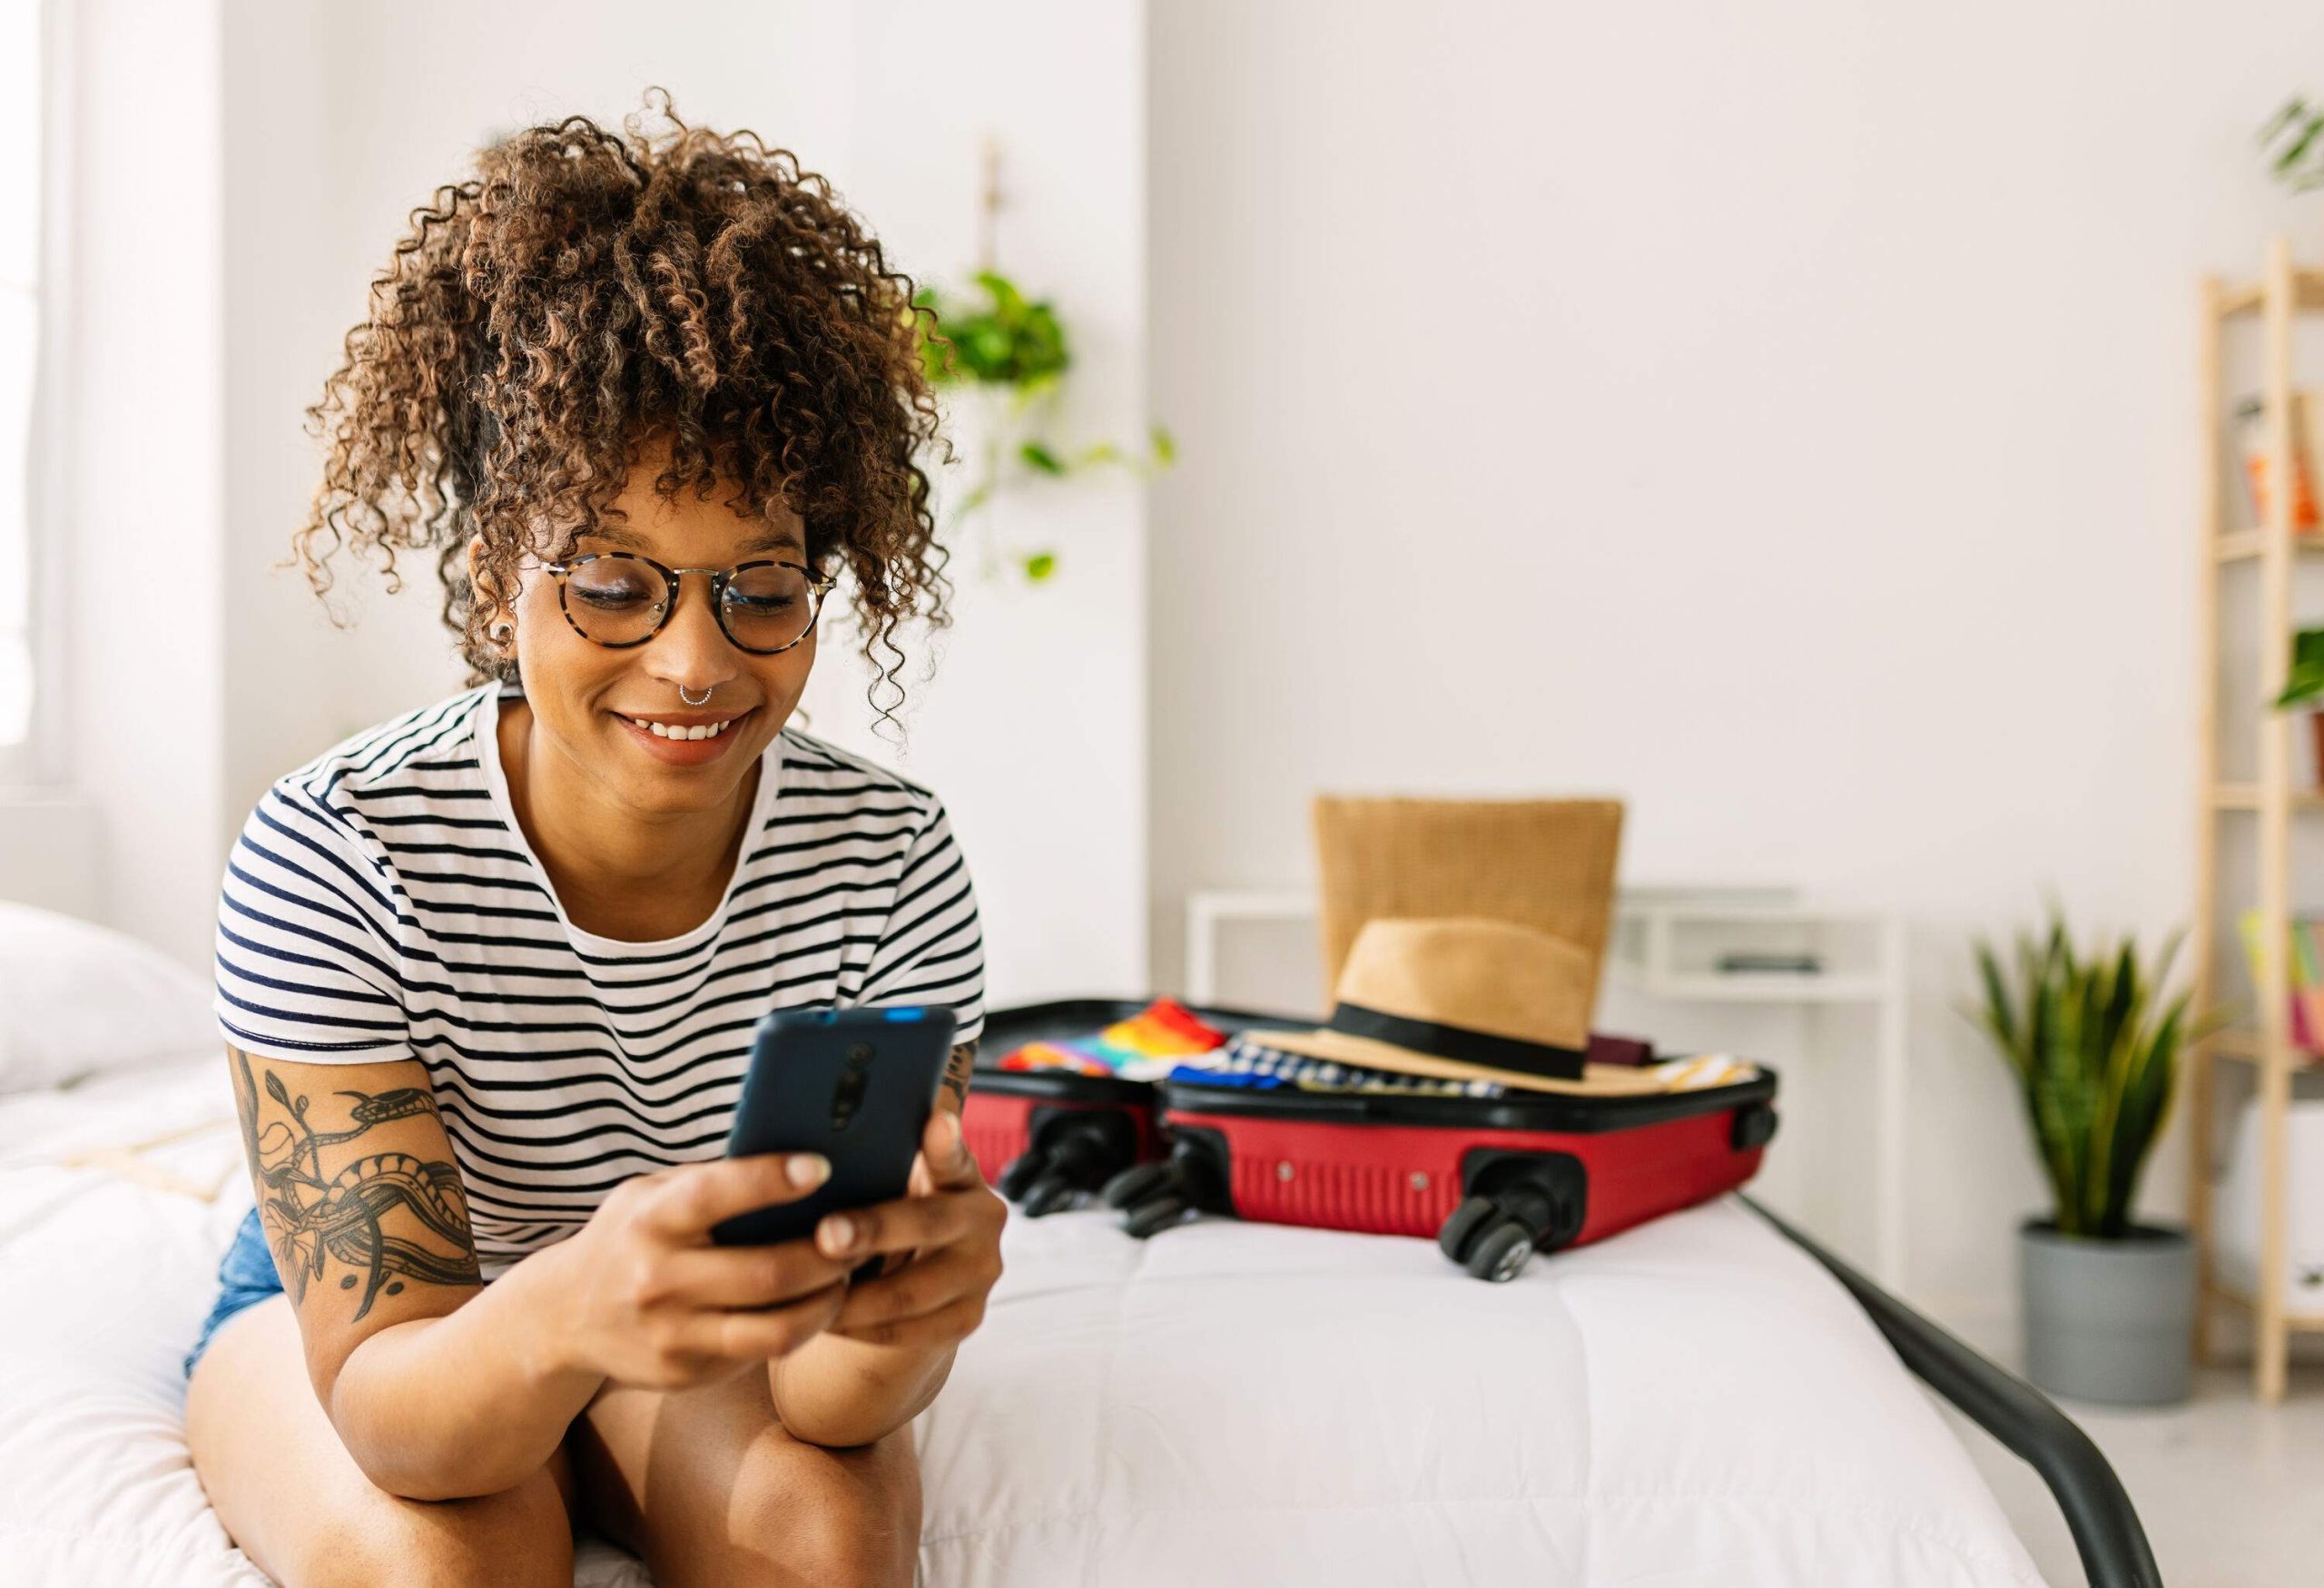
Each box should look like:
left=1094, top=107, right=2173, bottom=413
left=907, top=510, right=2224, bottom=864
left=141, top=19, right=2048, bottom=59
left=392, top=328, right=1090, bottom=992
left=213, top=683, right=986, bottom=1277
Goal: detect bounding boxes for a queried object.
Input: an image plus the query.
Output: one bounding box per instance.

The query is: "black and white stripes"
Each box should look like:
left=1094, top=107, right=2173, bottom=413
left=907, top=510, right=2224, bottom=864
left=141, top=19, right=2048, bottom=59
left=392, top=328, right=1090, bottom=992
left=214, top=683, right=984, bottom=1277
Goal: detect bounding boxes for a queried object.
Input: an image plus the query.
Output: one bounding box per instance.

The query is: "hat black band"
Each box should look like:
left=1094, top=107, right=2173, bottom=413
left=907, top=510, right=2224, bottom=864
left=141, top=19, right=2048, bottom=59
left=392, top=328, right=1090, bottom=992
left=1327, top=1002, right=1587, bottom=1082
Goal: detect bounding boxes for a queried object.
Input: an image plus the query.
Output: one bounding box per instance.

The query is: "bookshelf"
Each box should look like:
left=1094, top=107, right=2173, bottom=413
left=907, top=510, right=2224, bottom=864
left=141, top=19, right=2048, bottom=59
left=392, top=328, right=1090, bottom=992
left=2192, top=236, right=2324, bottom=1405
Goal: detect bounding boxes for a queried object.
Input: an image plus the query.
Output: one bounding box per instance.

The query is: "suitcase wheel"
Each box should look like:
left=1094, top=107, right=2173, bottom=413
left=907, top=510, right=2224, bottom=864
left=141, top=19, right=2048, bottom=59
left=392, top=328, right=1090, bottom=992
left=1108, top=1132, right=1227, bottom=1238
left=1020, top=1173, right=1082, bottom=1218
left=1452, top=1151, right=1588, bottom=1269
left=1100, top=1159, right=1175, bottom=1210
left=1462, top=1219, right=1536, bottom=1283
left=1044, top=1115, right=1137, bottom=1186
left=1439, top=1194, right=1540, bottom=1281
left=1000, top=1110, right=1145, bottom=1213
left=997, top=1151, right=1049, bottom=1203
left=1437, top=1196, right=1501, bottom=1263
left=1123, top=1191, right=1192, bottom=1239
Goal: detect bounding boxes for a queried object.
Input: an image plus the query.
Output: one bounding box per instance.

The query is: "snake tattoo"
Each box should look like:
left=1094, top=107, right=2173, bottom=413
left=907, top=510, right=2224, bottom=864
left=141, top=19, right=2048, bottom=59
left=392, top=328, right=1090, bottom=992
left=231, top=1047, right=482, bottom=1321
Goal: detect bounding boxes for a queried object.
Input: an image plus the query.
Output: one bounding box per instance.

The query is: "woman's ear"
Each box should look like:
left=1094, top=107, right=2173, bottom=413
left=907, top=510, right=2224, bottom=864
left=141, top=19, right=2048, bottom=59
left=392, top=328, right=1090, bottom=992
left=468, top=538, right=515, bottom=652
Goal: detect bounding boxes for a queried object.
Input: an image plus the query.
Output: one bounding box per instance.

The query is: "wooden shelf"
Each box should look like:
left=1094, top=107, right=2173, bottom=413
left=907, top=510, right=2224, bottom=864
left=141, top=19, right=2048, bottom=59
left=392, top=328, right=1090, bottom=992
left=2215, top=271, right=2324, bottom=318
left=2201, top=1027, right=2324, bottom=1065
left=2209, top=784, right=2324, bottom=812
left=2204, top=1278, right=2324, bottom=1333
left=2194, top=239, right=2320, bottom=1404
left=2211, top=530, right=2324, bottom=562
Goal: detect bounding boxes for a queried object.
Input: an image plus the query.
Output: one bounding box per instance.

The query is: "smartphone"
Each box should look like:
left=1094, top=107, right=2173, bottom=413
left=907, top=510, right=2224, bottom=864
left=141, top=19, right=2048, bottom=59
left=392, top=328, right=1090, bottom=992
left=710, top=1004, right=957, bottom=1251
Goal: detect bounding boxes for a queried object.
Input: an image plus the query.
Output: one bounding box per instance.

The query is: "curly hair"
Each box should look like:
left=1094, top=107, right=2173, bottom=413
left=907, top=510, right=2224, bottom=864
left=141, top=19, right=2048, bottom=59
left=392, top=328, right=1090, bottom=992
left=292, top=88, right=952, bottom=726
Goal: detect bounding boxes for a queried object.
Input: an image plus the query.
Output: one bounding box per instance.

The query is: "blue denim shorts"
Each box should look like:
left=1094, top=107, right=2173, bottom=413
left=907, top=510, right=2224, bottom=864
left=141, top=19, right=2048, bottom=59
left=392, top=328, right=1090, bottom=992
left=182, top=1207, right=284, bottom=1379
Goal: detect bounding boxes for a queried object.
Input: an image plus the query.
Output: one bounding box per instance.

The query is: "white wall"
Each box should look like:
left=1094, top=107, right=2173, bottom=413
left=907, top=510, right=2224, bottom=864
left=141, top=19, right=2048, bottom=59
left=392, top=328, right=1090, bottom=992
left=790, top=5, right=1151, bottom=1005
left=32, top=0, right=225, bottom=965
left=221, top=0, right=371, bottom=865
left=1146, top=0, right=2324, bottom=1312
left=214, top=1, right=1149, bottom=1004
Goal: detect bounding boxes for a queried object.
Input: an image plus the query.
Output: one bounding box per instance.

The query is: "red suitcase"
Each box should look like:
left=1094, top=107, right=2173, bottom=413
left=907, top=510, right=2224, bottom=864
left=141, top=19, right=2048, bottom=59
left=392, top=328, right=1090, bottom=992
left=1103, top=1063, right=1778, bottom=1282
left=963, top=1001, right=1690, bottom=1260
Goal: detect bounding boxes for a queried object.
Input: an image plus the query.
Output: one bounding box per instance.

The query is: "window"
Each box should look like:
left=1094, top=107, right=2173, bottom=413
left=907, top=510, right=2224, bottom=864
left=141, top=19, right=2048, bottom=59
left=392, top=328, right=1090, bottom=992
left=0, top=0, right=50, bottom=768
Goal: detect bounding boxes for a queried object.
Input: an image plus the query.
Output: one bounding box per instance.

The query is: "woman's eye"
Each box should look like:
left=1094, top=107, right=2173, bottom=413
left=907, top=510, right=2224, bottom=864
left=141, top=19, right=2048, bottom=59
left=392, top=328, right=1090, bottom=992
left=727, top=591, right=797, bottom=613
left=575, top=586, right=655, bottom=609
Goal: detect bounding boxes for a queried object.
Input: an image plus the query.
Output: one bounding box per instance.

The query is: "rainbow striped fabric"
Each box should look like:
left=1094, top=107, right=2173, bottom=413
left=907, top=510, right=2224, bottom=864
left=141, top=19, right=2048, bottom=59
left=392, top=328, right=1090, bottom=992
left=996, top=999, right=1230, bottom=1082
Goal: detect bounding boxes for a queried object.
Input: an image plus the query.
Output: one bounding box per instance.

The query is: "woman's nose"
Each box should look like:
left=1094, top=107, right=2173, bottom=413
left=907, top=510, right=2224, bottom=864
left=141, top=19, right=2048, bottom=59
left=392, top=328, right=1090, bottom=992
left=647, top=571, right=743, bottom=692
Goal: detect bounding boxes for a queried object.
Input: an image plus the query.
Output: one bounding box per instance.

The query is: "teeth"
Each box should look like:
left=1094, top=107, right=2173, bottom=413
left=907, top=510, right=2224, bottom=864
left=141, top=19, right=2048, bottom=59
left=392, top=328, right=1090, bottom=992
left=627, top=716, right=735, bottom=740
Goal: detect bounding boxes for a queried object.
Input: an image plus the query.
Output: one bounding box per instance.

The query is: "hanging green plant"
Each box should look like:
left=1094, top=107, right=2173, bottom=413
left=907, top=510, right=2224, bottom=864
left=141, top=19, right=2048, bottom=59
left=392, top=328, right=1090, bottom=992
left=913, top=270, right=1175, bottom=584
left=915, top=271, right=1068, bottom=392
left=2260, top=96, right=2324, bottom=192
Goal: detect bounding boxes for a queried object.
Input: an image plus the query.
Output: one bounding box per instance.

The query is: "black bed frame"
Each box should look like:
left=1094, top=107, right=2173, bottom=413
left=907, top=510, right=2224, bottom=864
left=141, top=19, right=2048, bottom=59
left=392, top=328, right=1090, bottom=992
left=1742, top=1197, right=2161, bottom=1588
left=980, top=999, right=2162, bottom=1588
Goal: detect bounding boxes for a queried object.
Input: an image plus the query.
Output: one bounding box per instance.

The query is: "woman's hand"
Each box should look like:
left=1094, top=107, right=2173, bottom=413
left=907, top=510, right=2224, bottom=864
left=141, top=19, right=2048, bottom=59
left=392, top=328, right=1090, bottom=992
left=545, top=1152, right=855, bottom=1391
left=812, top=1110, right=1007, bottom=1351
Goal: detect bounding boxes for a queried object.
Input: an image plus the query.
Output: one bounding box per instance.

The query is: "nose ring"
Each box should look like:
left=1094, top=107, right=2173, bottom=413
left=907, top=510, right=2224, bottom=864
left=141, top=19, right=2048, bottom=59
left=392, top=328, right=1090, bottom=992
left=677, top=683, right=714, bottom=706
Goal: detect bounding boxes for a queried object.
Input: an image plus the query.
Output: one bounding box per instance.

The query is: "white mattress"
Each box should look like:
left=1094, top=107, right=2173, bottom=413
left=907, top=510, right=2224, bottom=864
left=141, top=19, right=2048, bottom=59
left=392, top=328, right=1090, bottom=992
left=0, top=1054, right=2046, bottom=1587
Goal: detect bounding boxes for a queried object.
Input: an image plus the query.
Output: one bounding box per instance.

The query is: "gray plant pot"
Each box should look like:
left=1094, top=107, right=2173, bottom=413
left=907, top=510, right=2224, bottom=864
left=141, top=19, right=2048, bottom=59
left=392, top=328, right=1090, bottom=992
left=2018, top=1219, right=2195, bottom=1406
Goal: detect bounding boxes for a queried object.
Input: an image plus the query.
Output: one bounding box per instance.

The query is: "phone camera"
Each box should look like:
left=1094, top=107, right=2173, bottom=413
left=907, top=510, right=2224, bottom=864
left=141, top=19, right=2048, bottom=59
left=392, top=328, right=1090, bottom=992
left=830, top=1062, right=870, bottom=1131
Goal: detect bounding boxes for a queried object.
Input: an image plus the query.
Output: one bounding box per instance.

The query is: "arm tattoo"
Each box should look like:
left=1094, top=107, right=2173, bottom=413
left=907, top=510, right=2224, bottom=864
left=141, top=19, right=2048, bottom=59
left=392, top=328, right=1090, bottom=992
left=230, top=1046, right=481, bottom=1320
left=940, top=1040, right=978, bottom=1111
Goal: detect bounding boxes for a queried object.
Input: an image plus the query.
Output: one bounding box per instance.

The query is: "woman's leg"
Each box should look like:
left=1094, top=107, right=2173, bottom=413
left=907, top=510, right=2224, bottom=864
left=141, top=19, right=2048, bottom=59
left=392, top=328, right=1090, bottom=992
left=569, top=1364, right=920, bottom=1588
left=184, top=1293, right=579, bottom=1588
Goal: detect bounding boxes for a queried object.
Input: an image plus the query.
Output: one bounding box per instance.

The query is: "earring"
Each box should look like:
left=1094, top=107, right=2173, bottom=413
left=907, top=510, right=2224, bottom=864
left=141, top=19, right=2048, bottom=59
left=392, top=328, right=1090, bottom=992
left=488, top=620, right=514, bottom=650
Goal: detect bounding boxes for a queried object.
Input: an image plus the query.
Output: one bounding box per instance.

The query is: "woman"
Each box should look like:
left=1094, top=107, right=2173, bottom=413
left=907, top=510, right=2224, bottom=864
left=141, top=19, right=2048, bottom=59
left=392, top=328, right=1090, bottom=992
left=182, top=94, right=1002, bottom=1588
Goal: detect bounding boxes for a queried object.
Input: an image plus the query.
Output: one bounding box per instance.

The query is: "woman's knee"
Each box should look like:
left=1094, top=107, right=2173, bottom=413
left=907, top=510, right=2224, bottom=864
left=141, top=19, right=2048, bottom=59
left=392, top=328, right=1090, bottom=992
left=730, top=1431, right=921, bottom=1588
left=184, top=1293, right=577, bottom=1588
left=271, top=1464, right=576, bottom=1588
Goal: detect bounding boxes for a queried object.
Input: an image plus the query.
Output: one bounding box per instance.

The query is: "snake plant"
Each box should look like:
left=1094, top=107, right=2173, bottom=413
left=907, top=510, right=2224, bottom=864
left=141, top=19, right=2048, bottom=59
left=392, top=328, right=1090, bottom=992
left=1971, top=912, right=2206, bottom=1239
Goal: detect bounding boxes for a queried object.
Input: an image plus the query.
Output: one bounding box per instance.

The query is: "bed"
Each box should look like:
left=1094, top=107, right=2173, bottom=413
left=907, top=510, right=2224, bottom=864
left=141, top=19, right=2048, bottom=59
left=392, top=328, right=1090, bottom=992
left=0, top=1049, right=2120, bottom=1588
left=0, top=908, right=2149, bottom=1586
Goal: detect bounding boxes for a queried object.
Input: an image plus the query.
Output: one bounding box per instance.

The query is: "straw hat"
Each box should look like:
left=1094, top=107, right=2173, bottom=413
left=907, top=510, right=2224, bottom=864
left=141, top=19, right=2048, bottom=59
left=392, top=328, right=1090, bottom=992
left=1255, top=916, right=1689, bottom=1097
left=1311, top=796, right=1624, bottom=1021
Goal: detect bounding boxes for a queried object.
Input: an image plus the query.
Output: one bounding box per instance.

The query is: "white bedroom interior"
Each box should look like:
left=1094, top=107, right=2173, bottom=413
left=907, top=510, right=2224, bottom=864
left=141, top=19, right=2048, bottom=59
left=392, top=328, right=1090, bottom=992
left=6, top=2, right=2324, bottom=1584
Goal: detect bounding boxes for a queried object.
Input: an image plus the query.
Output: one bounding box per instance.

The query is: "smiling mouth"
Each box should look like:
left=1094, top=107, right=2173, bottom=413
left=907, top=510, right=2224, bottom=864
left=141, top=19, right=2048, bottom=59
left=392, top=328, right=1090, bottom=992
left=614, top=709, right=753, bottom=742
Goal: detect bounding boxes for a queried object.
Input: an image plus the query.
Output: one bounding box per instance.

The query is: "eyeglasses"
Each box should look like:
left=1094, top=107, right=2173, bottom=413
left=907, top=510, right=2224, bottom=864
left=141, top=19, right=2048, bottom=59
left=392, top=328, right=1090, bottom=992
left=541, top=553, right=836, bottom=656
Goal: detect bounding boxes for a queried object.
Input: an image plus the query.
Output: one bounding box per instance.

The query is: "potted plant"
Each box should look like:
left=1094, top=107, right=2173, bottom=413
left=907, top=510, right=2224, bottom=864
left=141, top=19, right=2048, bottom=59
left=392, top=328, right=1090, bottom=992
left=1971, top=912, right=2207, bottom=1405
left=2273, top=626, right=2324, bottom=789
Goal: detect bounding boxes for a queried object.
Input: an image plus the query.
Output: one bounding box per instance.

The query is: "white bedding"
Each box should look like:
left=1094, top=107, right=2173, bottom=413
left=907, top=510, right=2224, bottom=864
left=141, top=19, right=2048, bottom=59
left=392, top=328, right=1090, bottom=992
left=0, top=1054, right=2046, bottom=1587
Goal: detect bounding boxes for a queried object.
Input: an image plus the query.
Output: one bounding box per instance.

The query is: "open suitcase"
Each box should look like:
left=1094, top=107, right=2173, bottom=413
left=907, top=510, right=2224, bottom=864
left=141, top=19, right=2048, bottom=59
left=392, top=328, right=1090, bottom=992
left=968, top=999, right=1777, bottom=1282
